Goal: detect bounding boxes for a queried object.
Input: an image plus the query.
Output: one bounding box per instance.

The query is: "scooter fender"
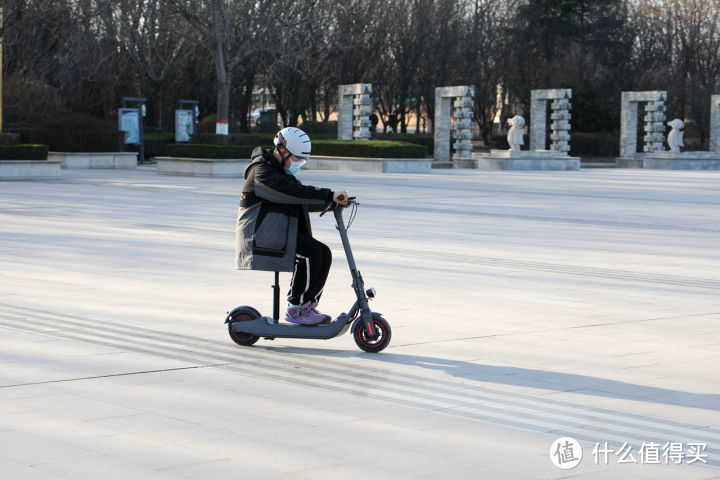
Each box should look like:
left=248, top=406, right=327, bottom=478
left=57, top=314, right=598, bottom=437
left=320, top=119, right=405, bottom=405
left=225, top=305, right=262, bottom=324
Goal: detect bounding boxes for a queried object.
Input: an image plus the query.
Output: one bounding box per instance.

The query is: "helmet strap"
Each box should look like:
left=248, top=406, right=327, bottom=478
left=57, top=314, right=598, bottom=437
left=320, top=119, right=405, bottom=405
left=277, top=147, right=292, bottom=166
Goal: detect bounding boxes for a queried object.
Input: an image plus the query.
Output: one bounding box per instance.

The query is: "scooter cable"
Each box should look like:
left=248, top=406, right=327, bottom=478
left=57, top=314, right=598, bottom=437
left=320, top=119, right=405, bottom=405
left=346, top=202, right=358, bottom=230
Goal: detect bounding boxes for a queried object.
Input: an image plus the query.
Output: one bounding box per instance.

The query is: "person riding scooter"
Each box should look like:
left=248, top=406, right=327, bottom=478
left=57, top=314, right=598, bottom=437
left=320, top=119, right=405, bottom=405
left=235, top=127, right=348, bottom=325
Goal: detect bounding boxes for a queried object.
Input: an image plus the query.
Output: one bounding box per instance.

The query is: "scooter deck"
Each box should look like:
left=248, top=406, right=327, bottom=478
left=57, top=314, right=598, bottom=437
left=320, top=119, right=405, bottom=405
left=231, top=314, right=352, bottom=339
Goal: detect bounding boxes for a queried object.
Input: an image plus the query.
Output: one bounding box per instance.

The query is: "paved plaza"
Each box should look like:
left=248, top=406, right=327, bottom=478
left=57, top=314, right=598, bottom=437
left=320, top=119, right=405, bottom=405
left=1, top=166, right=720, bottom=479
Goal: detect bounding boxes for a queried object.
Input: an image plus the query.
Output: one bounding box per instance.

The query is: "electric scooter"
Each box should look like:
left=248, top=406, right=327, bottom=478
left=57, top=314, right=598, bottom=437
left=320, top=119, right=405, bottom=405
left=224, top=196, right=391, bottom=353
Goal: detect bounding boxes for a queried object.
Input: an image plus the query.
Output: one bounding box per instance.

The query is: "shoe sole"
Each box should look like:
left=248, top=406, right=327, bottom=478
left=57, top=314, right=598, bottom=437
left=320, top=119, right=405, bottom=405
left=285, top=318, right=325, bottom=325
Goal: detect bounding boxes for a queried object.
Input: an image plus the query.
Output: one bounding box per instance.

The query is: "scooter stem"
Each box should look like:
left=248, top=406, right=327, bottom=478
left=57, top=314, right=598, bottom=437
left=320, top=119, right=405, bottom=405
left=334, top=206, right=377, bottom=338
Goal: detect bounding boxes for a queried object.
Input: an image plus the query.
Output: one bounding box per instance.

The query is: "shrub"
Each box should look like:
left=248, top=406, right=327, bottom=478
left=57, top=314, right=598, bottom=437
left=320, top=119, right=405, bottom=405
left=312, top=140, right=427, bottom=158
left=256, top=132, right=335, bottom=146
left=0, top=132, right=21, bottom=145
left=126, top=132, right=175, bottom=158
left=310, top=133, right=338, bottom=140
left=258, top=121, right=280, bottom=133
left=165, top=140, right=426, bottom=159
left=145, top=133, right=174, bottom=157
left=4, top=124, right=41, bottom=144
left=196, top=115, right=217, bottom=134
left=300, top=121, right=337, bottom=135
left=570, top=132, right=619, bottom=157
left=28, top=113, right=124, bottom=152
left=165, top=144, right=254, bottom=159
left=373, top=133, right=434, bottom=154
left=190, top=133, right=261, bottom=146
left=489, top=134, right=511, bottom=150
left=197, top=115, right=245, bottom=134
left=0, top=144, right=49, bottom=160
left=2, top=74, right=65, bottom=125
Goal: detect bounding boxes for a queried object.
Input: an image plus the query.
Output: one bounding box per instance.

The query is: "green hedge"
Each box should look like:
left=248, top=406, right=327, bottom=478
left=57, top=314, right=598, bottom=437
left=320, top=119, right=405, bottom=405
left=312, top=140, right=427, bottom=158
left=126, top=132, right=175, bottom=158
left=569, top=132, right=620, bottom=157
left=257, top=132, right=335, bottom=145
left=0, top=144, right=49, bottom=160
left=164, top=139, right=427, bottom=159
left=30, top=128, right=124, bottom=152
left=300, top=121, right=338, bottom=134
left=373, top=133, right=434, bottom=154
left=27, top=113, right=124, bottom=152
left=145, top=133, right=174, bottom=157
left=165, top=144, right=254, bottom=159
left=190, top=133, right=261, bottom=146
left=0, top=132, right=21, bottom=145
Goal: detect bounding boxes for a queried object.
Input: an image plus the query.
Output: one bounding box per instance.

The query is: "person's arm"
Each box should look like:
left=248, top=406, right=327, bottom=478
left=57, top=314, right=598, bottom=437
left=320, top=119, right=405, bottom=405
left=254, top=163, right=332, bottom=205
left=307, top=191, right=348, bottom=212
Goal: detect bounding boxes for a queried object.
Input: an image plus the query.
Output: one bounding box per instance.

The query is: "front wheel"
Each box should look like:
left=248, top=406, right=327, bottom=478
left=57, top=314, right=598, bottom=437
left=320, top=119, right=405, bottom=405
left=227, top=308, right=261, bottom=346
left=353, top=315, right=391, bottom=353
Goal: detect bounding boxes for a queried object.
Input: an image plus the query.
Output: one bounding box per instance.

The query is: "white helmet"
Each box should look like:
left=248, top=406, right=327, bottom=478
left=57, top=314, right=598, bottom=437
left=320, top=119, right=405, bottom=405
left=274, top=127, right=311, bottom=160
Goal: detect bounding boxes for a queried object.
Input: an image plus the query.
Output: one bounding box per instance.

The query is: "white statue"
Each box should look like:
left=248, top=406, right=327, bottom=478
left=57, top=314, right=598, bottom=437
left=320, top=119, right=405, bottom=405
left=507, top=115, right=525, bottom=151
left=667, top=118, right=684, bottom=153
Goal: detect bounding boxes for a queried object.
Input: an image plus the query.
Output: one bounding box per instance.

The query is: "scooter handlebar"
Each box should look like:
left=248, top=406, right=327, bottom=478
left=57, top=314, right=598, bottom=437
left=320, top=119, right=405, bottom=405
left=319, top=196, right=357, bottom=216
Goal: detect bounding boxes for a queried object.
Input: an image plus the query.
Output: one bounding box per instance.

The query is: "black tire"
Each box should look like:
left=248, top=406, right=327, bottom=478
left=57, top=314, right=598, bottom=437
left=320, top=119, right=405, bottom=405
left=353, top=315, right=391, bottom=353
left=227, top=309, right=260, bottom=346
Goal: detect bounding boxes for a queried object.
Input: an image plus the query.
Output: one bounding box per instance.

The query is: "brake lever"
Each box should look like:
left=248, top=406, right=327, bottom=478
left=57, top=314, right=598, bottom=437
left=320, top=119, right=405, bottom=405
left=319, top=201, right=336, bottom=217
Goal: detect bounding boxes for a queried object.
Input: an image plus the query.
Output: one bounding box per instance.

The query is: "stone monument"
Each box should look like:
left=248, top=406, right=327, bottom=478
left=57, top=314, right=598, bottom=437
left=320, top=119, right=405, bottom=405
left=434, top=85, right=475, bottom=167
left=617, top=91, right=720, bottom=169
left=473, top=89, right=579, bottom=170
left=507, top=115, right=525, bottom=151
left=616, top=90, right=667, bottom=167
left=337, top=83, right=372, bottom=141
left=666, top=119, right=684, bottom=153
left=711, top=94, right=720, bottom=153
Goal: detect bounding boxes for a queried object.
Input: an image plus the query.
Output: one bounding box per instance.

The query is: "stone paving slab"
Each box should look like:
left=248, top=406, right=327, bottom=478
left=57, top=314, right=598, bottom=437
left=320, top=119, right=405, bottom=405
left=1, top=167, right=720, bottom=478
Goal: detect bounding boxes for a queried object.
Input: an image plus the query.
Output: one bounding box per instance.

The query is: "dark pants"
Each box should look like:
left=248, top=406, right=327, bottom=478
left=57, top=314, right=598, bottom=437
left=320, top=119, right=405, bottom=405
left=287, top=234, right=332, bottom=306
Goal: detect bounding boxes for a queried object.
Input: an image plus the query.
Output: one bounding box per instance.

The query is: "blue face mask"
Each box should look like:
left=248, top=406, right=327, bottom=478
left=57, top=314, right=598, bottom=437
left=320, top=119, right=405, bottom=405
left=285, top=162, right=302, bottom=175
left=284, top=159, right=305, bottom=175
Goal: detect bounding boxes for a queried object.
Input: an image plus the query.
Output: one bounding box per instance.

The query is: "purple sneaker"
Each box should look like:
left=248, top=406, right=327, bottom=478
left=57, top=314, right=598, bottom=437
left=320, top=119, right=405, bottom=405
left=308, top=301, right=332, bottom=324
left=285, top=302, right=331, bottom=325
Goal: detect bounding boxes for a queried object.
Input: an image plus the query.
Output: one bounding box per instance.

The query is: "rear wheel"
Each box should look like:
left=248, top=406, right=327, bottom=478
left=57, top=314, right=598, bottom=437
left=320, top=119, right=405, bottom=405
left=227, top=309, right=260, bottom=346
left=353, top=315, right=391, bottom=353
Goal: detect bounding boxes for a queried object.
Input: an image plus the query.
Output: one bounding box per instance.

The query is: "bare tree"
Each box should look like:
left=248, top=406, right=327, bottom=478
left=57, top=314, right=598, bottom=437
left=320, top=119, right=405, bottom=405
left=3, top=0, right=134, bottom=123
left=106, top=0, right=197, bottom=129
left=463, top=0, right=511, bottom=144
left=167, top=0, right=277, bottom=134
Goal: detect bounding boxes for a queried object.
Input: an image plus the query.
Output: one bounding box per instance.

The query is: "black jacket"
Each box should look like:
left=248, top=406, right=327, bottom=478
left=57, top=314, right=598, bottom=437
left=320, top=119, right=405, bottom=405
left=235, top=147, right=333, bottom=271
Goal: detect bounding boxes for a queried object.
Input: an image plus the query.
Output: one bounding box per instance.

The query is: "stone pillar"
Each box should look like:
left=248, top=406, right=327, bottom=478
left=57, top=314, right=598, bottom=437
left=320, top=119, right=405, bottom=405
left=453, top=95, right=475, bottom=163
left=434, top=85, right=475, bottom=164
left=643, top=100, right=666, bottom=153
left=711, top=94, right=720, bottom=153
left=530, top=89, right=572, bottom=152
left=550, top=99, right=571, bottom=152
left=619, top=91, right=666, bottom=157
left=338, top=83, right=372, bottom=141
left=434, top=95, right=452, bottom=163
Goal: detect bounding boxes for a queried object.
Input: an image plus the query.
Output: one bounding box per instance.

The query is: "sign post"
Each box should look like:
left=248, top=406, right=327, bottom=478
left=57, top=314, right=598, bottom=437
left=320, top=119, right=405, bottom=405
left=119, top=97, right=147, bottom=163
left=175, top=99, right=199, bottom=143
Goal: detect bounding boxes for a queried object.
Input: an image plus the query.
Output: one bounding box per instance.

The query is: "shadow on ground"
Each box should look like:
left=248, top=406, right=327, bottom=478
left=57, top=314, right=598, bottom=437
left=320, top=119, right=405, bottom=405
left=261, top=345, right=720, bottom=412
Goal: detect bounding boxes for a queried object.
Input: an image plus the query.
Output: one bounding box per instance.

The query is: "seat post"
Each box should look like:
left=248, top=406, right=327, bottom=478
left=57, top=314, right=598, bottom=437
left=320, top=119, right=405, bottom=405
left=272, top=271, right=280, bottom=321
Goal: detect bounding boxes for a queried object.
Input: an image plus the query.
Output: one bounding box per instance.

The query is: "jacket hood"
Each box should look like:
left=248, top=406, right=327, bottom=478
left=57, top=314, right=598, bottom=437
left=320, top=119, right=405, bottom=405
left=244, top=147, right=280, bottom=179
